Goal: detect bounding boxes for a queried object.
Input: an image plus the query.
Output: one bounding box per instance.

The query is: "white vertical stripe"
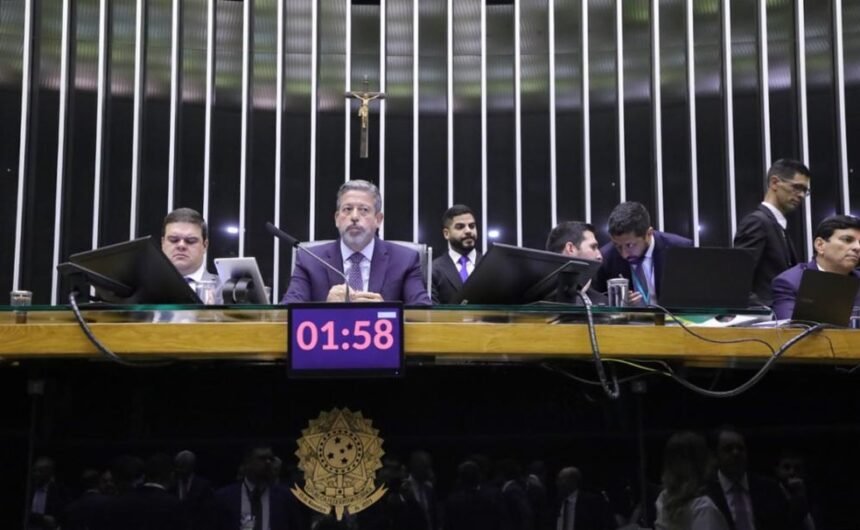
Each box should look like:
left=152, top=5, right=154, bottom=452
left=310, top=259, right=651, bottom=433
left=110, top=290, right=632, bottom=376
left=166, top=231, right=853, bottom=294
left=12, top=0, right=33, bottom=290
left=686, top=0, right=699, bottom=246
left=344, top=2, right=352, bottom=182
left=616, top=0, right=626, bottom=204
left=203, top=0, right=215, bottom=221
left=130, top=0, right=145, bottom=239
left=446, top=0, right=454, bottom=206
left=548, top=0, right=557, bottom=228
left=412, top=0, right=419, bottom=242
left=582, top=0, right=591, bottom=223
left=273, top=0, right=284, bottom=298
left=652, top=0, right=664, bottom=231
left=51, top=0, right=72, bottom=304
left=759, top=0, right=771, bottom=172
left=798, top=0, right=812, bottom=259
left=834, top=0, right=850, bottom=215
left=92, top=0, right=109, bottom=250
left=310, top=0, right=319, bottom=240
left=379, top=0, right=387, bottom=238
left=480, top=0, right=488, bottom=251
left=239, top=0, right=251, bottom=256
left=514, top=0, right=522, bottom=246
left=722, top=0, right=737, bottom=239
left=167, top=0, right=180, bottom=212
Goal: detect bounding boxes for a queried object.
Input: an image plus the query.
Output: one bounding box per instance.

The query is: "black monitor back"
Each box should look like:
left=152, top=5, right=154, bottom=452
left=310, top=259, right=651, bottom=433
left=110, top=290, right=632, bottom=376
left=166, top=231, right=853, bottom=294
left=659, top=247, right=754, bottom=309
left=458, top=242, right=601, bottom=305
left=792, top=269, right=860, bottom=326
left=69, top=236, right=201, bottom=304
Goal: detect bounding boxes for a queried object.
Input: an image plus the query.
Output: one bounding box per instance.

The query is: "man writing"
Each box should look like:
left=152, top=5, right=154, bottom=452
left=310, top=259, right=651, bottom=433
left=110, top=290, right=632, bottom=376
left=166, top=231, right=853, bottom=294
left=283, top=179, right=431, bottom=305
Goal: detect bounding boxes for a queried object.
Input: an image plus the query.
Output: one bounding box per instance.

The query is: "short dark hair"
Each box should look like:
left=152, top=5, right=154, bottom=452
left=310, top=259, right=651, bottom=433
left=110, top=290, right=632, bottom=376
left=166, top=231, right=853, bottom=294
left=608, top=202, right=651, bottom=237
left=442, top=204, right=475, bottom=228
left=767, top=158, right=811, bottom=184
left=337, top=179, right=382, bottom=213
left=545, top=221, right=596, bottom=253
left=163, top=207, right=208, bottom=240
left=814, top=215, right=860, bottom=242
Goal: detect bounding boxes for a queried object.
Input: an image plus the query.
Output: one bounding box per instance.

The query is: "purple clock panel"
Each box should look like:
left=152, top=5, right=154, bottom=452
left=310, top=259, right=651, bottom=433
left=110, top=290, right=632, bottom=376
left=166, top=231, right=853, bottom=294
left=288, top=303, right=404, bottom=374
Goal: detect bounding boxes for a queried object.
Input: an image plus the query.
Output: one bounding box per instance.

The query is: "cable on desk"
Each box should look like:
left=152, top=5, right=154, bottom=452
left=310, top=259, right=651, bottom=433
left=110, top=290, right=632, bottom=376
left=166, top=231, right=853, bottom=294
left=69, top=291, right=175, bottom=368
left=577, top=290, right=620, bottom=400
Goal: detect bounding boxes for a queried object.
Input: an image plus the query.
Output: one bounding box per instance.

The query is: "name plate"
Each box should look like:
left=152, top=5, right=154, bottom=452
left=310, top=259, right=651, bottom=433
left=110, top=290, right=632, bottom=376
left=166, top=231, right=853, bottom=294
left=287, top=302, right=404, bottom=378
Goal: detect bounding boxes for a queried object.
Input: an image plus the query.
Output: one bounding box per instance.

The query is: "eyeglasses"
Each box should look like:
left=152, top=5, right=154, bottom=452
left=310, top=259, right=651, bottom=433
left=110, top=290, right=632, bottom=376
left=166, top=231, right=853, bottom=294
left=779, top=178, right=811, bottom=197
left=166, top=235, right=202, bottom=246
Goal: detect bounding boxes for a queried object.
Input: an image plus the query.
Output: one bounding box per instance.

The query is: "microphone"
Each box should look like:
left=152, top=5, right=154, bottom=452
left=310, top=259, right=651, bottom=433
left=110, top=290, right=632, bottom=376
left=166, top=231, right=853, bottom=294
left=265, top=222, right=352, bottom=302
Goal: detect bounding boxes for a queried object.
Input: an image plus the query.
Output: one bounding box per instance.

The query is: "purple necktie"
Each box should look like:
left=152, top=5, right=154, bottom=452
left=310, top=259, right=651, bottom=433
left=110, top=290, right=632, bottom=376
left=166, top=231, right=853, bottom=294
left=458, top=255, right=470, bottom=283
left=348, top=252, right=364, bottom=292
left=730, top=484, right=754, bottom=530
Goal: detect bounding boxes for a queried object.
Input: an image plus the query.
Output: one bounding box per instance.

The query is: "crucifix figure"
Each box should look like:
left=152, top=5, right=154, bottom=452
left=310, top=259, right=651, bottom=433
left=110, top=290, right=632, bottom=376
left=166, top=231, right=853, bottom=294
left=345, top=79, right=385, bottom=158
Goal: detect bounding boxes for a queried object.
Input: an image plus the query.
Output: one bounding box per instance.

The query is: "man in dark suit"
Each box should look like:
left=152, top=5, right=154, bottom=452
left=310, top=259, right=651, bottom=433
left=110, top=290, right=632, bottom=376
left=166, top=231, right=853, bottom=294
left=173, top=450, right=215, bottom=530
left=771, top=215, right=860, bottom=319
left=545, top=221, right=607, bottom=305
left=733, top=159, right=811, bottom=305
left=593, top=202, right=693, bottom=305
left=431, top=204, right=480, bottom=304
left=707, top=427, right=806, bottom=530
left=554, top=467, right=614, bottom=530
left=27, top=457, right=69, bottom=530
left=63, top=469, right=113, bottom=530
left=162, top=208, right=220, bottom=286
left=283, top=179, right=430, bottom=305
left=213, top=445, right=301, bottom=530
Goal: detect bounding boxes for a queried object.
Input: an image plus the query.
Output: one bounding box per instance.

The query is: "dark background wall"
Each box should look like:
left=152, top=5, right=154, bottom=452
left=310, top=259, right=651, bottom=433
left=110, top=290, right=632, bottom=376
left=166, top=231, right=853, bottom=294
left=1, top=0, right=859, bottom=304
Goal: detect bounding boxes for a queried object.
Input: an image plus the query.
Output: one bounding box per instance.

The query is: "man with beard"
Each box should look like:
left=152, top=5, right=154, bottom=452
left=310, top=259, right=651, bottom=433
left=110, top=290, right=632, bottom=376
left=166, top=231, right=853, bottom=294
left=593, top=202, right=692, bottom=305
left=283, top=179, right=431, bottom=304
left=734, top=159, right=811, bottom=305
left=431, top=204, right=480, bottom=304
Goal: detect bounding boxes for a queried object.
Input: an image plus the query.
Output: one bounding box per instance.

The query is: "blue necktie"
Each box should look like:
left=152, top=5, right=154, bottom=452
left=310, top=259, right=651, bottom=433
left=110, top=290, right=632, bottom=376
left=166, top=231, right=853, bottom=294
left=348, top=253, right=364, bottom=292
left=458, top=255, right=470, bottom=283
left=631, top=259, right=650, bottom=304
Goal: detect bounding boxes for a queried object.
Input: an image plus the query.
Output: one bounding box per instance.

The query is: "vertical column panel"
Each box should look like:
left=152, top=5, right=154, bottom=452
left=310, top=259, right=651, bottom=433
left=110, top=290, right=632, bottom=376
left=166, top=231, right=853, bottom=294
left=843, top=0, right=860, bottom=216
left=520, top=0, right=552, bottom=249
left=349, top=5, right=381, bottom=186
left=722, top=0, right=737, bottom=238
left=651, top=0, right=664, bottom=230
left=833, top=0, right=850, bottom=214
left=12, top=0, right=34, bottom=290
left=616, top=0, right=625, bottom=203
left=273, top=0, right=284, bottom=296
left=129, top=0, right=146, bottom=238
left=758, top=0, right=772, bottom=170
left=685, top=0, right=698, bottom=245
left=446, top=0, right=454, bottom=206
left=51, top=0, right=73, bottom=303
left=167, top=0, right=181, bottom=212
left=237, top=0, right=253, bottom=256
left=202, top=0, right=215, bottom=220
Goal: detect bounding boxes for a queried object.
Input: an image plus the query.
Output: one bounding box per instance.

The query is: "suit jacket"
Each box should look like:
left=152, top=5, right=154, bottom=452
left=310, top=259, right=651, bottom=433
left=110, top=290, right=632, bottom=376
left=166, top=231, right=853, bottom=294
left=29, top=482, right=71, bottom=529
left=706, top=474, right=805, bottom=530
left=771, top=260, right=860, bottom=319
left=213, top=483, right=300, bottom=530
left=593, top=231, right=693, bottom=299
left=172, top=475, right=215, bottom=530
left=97, top=485, right=187, bottom=530
left=431, top=250, right=482, bottom=304
left=552, top=491, right=614, bottom=530
left=734, top=204, right=799, bottom=305
left=283, top=238, right=431, bottom=305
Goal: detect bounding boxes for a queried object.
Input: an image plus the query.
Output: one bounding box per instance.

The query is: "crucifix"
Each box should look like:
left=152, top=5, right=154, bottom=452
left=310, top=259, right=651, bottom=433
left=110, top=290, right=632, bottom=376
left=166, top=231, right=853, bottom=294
left=345, top=79, right=385, bottom=159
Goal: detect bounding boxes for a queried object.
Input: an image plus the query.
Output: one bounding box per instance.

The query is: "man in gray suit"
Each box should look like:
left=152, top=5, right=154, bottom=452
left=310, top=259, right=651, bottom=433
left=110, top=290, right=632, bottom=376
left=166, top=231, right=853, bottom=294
left=161, top=208, right=219, bottom=287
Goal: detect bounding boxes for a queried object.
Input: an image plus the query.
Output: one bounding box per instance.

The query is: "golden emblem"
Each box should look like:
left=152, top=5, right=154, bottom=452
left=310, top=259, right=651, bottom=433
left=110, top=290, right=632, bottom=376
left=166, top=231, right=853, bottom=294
left=292, top=408, right=387, bottom=520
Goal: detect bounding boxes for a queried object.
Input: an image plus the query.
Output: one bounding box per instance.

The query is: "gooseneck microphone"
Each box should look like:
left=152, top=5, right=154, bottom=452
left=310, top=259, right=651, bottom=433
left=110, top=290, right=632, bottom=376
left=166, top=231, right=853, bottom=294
left=265, top=222, right=352, bottom=302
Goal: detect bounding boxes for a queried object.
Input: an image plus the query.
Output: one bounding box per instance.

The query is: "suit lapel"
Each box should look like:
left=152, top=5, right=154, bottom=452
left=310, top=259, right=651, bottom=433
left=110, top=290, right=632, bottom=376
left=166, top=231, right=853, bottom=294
left=324, top=243, right=346, bottom=289
left=758, top=204, right=796, bottom=267
left=441, top=255, right=462, bottom=289
left=652, top=231, right=665, bottom=295
left=368, top=239, right=389, bottom=293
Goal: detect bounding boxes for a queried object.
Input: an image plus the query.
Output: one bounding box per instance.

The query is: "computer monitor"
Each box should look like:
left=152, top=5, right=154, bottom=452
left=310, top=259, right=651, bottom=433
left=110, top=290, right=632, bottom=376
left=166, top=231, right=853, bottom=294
left=792, top=269, right=860, bottom=326
left=659, top=247, right=755, bottom=309
left=64, top=236, right=201, bottom=304
left=457, top=242, right=602, bottom=305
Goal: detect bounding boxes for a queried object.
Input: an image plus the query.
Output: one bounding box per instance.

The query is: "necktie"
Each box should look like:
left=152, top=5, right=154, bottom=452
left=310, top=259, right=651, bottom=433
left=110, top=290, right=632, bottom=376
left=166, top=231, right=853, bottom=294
left=558, top=498, right=571, bottom=530
left=250, top=486, right=263, bottom=530
left=185, top=277, right=194, bottom=284
left=631, top=259, right=650, bottom=304
left=730, top=484, right=753, bottom=530
left=347, top=253, right=364, bottom=292
left=458, top=255, right=470, bottom=283
left=782, top=228, right=798, bottom=267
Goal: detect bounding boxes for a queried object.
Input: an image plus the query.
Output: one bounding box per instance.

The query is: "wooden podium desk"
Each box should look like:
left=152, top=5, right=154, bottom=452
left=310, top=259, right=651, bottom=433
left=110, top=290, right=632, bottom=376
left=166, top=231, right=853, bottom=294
left=0, top=305, right=857, bottom=363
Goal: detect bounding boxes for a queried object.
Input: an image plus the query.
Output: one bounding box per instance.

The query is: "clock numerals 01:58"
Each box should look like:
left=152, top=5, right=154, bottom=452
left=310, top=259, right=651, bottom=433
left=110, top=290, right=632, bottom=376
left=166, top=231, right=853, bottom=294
left=294, top=320, right=395, bottom=351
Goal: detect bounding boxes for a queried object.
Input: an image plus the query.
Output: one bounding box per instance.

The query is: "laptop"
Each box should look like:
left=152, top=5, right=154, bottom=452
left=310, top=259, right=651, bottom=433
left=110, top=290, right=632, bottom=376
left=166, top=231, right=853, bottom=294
left=658, top=247, right=754, bottom=310
left=792, top=269, right=860, bottom=326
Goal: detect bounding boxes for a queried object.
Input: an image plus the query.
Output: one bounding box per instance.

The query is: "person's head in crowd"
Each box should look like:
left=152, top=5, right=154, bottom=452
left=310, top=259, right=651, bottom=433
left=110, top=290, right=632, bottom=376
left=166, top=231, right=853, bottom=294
left=497, top=458, right=524, bottom=483
left=99, top=470, right=116, bottom=495
left=774, top=449, right=807, bottom=485
left=145, top=453, right=175, bottom=488
left=713, top=426, right=748, bottom=482
left=174, top=450, right=197, bottom=481
left=607, top=202, right=654, bottom=262
left=442, top=204, right=478, bottom=256
left=335, top=179, right=383, bottom=253
left=660, top=431, right=714, bottom=524
left=112, top=455, right=145, bottom=492
left=556, top=466, right=583, bottom=499
left=455, top=460, right=482, bottom=490
left=32, top=456, right=56, bottom=488
left=162, top=207, right=209, bottom=277
left=764, top=158, right=811, bottom=215
left=79, top=468, right=101, bottom=494
left=546, top=221, right=603, bottom=262
left=812, top=215, right=860, bottom=274
left=408, top=450, right=434, bottom=483
left=242, top=444, right=277, bottom=487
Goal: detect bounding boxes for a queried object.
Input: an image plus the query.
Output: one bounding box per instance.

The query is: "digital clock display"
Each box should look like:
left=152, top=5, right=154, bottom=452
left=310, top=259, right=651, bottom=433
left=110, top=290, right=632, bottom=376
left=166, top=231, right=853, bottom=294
left=287, top=302, right=404, bottom=377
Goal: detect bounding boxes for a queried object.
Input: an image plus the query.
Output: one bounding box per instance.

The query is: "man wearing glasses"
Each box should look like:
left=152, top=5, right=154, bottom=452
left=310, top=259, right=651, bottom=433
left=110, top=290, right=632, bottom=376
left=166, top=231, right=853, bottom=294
left=161, top=207, right=220, bottom=286
left=734, top=159, right=811, bottom=305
